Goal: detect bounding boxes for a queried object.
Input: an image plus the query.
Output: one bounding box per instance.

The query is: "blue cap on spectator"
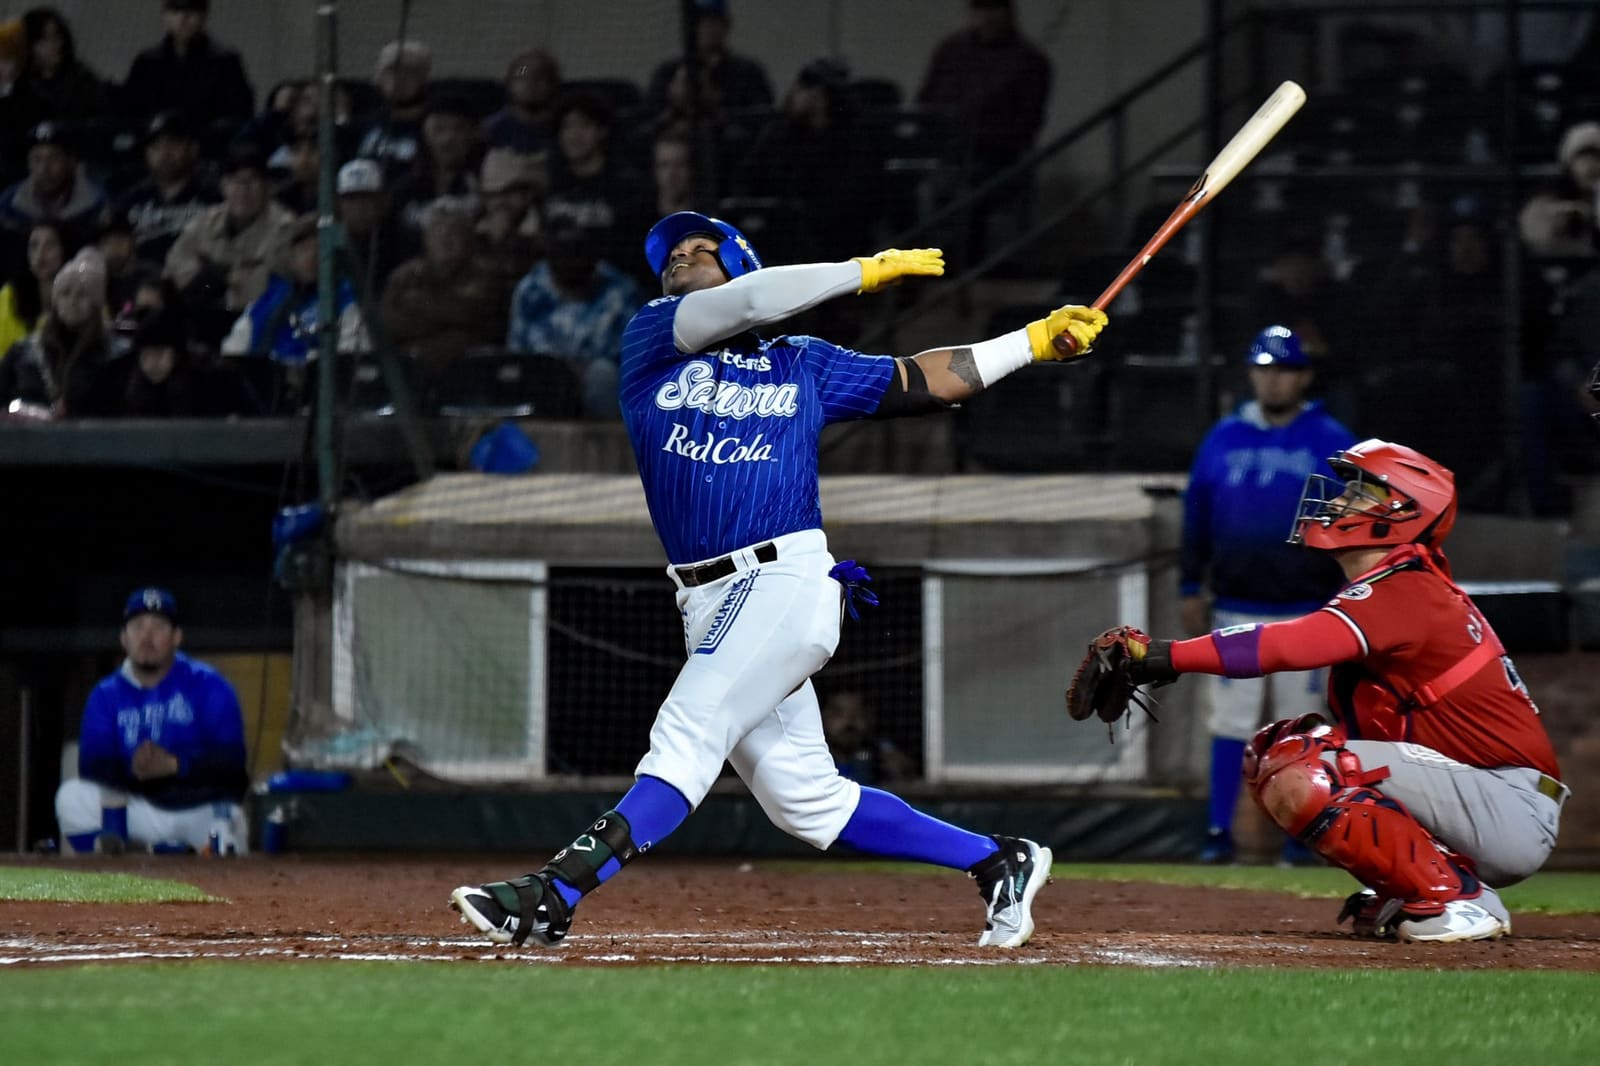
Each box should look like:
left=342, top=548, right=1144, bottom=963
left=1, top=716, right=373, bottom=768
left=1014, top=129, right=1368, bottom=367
left=693, top=0, right=729, bottom=17
left=1247, top=324, right=1308, bottom=368
left=124, top=587, right=179, bottom=624
left=165, top=0, right=209, bottom=12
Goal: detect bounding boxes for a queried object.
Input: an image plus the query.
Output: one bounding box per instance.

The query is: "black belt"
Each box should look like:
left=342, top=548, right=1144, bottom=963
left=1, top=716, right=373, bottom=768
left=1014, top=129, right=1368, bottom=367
left=1538, top=774, right=1567, bottom=805
left=673, top=541, right=777, bottom=587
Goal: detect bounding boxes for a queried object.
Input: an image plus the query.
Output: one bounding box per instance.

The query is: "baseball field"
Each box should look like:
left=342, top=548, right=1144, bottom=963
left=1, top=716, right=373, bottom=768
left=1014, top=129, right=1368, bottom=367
left=3, top=856, right=1597, bottom=1065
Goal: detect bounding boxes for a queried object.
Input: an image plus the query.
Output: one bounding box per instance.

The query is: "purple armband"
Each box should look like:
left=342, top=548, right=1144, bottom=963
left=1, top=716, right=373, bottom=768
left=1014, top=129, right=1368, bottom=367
left=1213, top=624, right=1265, bottom=678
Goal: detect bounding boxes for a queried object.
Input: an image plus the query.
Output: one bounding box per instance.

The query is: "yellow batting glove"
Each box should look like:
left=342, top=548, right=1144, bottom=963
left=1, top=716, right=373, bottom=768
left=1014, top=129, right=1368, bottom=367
left=853, top=248, right=944, bottom=294
left=1025, top=305, right=1108, bottom=361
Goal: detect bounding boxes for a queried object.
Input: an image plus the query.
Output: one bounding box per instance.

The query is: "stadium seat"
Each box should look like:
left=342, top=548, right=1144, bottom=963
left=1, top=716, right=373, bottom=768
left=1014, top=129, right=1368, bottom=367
left=432, top=350, right=581, bottom=419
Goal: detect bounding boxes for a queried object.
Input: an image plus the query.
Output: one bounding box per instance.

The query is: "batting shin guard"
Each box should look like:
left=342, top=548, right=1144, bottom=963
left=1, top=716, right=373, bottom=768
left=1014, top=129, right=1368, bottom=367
left=1245, top=727, right=1480, bottom=914
left=543, top=811, right=641, bottom=897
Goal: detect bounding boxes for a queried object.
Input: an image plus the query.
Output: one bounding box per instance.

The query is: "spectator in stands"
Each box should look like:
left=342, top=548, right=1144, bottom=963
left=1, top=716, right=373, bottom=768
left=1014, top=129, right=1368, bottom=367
left=19, top=8, right=106, bottom=123
left=53, top=587, right=249, bottom=856
left=271, top=129, right=320, bottom=216
left=916, top=0, right=1051, bottom=256
left=164, top=141, right=293, bottom=345
left=115, top=109, right=219, bottom=267
left=478, top=147, right=542, bottom=292
left=357, top=39, right=433, bottom=176
left=389, top=91, right=483, bottom=244
left=97, top=209, right=159, bottom=319
left=1244, top=224, right=1360, bottom=425
left=917, top=0, right=1051, bottom=175
left=238, top=78, right=306, bottom=156
left=821, top=689, right=914, bottom=787
left=265, top=81, right=357, bottom=188
left=112, top=304, right=212, bottom=417
left=1181, top=326, right=1356, bottom=865
left=121, top=0, right=254, bottom=129
left=0, top=19, right=45, bottom=188
left=484, top=48, right=560, bottom=157
left=645, top=0, right=773, bottom=118
left=544, top=93, right=646, bottom=271
left=0, top=247, right=117, bottom=417
left=737, top=58, right=883, bottom=261
left=507, top=220, right=640, bottom=417
left=0, top=218, right=67, bottom=356
left=1519, top=121, right=1600, bottom=261
left=381, top=197, right=503, bottom=380
left=221, top=212, right=364, bottom=367
left=650, top=128, right=694, bottom=218
left=335, top=158, right=402, bottom=296
left=0, top=120, right=106, bottom=252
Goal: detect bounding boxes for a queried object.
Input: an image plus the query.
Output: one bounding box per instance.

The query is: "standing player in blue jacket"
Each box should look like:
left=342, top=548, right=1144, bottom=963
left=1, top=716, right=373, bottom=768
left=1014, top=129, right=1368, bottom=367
left=54, top=588, right=250, bottom=854
left=453, top=212, right=1107, bottom=949
left=1180, top=326, right=1357, bottom=863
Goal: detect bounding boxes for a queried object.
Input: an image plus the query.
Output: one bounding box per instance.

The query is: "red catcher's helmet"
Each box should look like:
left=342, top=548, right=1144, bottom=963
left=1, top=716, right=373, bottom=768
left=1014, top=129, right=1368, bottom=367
left=1291, top=438, right=1458, bottom=551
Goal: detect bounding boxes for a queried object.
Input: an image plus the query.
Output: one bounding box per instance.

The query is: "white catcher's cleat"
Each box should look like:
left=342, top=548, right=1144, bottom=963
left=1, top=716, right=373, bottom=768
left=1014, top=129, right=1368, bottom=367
left=1396, top=896, right=1510, bottom=943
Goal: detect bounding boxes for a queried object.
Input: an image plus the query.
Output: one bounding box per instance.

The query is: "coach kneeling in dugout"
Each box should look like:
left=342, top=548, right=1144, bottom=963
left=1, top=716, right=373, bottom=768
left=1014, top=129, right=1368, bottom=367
left=55, top=588, right=250, bottom=855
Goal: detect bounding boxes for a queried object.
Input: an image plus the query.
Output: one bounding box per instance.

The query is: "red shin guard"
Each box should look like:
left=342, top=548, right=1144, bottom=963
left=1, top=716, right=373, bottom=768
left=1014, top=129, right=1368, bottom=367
left=1244, top=719, right=1481, bottom=914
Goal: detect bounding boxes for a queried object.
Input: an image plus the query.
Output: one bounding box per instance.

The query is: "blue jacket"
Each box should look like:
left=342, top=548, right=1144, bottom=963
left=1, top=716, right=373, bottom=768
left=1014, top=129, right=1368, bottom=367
left=234, top=274, right=357, bottom=363
left=77, top=653, right=248, bottom=810
left=1180, top=400, right=1358, bottom=613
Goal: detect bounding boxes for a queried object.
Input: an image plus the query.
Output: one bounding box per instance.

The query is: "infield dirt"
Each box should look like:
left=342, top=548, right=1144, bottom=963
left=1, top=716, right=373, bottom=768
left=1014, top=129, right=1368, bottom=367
left=3, top=855, right=1597, bottom=969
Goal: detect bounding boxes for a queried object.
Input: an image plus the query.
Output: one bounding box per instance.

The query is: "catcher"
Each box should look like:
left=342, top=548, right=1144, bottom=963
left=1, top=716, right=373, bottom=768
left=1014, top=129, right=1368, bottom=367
left=1067, top=439, right=1568, bottom=942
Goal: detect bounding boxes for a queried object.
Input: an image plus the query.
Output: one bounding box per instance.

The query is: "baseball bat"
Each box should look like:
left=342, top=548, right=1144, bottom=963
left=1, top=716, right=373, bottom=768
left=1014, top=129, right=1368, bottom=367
left=1057, top=80, right=1307, bottom=354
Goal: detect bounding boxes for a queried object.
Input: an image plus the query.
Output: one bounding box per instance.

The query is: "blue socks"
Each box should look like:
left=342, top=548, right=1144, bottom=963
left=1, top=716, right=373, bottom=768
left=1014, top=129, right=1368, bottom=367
left=548, top=774, right=690, bottom=908
left=1208, top=736, right=1248, bottom=834
left=836, top=786, right=998, bottom=870
left=543, top=779, right=1003, bottom=910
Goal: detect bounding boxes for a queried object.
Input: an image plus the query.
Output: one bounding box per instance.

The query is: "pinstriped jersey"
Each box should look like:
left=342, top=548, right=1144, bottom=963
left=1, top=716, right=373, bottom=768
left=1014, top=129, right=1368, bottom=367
left=620, top=295, right=896, bottom=563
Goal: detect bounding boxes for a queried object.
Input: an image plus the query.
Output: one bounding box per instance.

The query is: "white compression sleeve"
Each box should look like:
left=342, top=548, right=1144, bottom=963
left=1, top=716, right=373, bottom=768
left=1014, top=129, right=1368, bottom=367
left=965, top=329, right=1034, bottom=387
left=672, top=262, right=863, bottom=352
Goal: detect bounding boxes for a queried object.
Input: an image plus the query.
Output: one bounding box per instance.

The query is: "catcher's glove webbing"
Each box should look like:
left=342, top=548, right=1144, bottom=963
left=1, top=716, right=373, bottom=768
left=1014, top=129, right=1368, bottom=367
left=1065, top=625, right=1177, bottom=740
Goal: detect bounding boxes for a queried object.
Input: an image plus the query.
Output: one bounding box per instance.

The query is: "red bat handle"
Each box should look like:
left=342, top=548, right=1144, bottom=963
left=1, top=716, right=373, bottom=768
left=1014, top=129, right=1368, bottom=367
left=1059, top=194, right=1206, bottom=353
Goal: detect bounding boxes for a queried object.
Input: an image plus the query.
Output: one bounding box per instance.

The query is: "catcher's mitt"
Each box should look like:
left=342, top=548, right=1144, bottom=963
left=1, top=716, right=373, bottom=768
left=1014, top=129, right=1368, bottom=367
left=1065, top=625, right=1176, bottom=738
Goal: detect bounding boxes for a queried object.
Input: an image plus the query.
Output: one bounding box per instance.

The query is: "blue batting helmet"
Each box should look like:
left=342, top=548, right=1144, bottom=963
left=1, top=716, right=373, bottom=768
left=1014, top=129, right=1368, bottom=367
left=1247, top=324, right=1308, bottom=368
left=644, top=211, right=763, bottom=281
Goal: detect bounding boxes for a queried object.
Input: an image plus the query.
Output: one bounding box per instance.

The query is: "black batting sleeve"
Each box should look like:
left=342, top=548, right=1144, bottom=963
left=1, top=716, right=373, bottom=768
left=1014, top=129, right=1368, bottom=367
left=871, top=357, right=958, bottom=419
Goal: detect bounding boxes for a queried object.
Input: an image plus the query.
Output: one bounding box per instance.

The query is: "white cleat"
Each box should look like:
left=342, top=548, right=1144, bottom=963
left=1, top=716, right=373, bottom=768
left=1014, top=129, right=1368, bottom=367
left=973, top=838, right=1053, bottom=948
left=1397, top=898, right=1510, bottom=943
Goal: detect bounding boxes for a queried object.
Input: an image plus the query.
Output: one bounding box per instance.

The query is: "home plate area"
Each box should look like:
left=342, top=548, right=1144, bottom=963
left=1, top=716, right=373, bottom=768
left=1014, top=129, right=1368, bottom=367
left=2, top=856, right=1596, bottom=970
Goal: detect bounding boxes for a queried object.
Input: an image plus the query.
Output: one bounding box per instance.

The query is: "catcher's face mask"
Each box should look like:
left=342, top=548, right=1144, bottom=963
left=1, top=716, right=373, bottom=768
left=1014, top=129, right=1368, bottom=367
left=1291, top=466, right=1414, bottom=550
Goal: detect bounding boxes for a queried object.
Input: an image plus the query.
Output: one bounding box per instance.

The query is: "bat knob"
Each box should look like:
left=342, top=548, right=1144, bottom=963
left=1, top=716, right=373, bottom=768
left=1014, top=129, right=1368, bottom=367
left=1052, top=332, right=1079, bottom=358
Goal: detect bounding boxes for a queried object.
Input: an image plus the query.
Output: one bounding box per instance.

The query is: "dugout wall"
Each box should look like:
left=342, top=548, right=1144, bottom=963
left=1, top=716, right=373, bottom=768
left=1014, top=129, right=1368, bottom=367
left=301, top=473, right=1191, bottom=790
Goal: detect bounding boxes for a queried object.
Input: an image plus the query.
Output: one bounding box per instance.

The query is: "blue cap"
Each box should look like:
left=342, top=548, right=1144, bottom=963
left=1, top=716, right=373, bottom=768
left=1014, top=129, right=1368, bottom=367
left=123, top=587, right=178, bottom=624
left=1247, top=324, right=1308, bottom=368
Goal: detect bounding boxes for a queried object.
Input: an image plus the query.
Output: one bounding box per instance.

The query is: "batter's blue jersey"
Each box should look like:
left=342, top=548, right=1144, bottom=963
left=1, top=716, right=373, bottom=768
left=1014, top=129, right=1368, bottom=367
left=620, top=295, right=896, bottom=563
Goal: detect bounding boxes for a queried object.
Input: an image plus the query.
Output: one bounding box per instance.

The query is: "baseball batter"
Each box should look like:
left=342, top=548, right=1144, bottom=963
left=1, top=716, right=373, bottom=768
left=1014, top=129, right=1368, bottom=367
left=1088, top=439, right=1567, bottom=942
left=452, top=211, right=1107, bottom=948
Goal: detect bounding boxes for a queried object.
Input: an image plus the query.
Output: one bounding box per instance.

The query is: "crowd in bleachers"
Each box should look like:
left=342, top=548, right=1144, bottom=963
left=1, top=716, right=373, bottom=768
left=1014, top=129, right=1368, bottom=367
left=1, top=0, right=1597, bottom=511
left=0, top=0, right=1053, bottom=424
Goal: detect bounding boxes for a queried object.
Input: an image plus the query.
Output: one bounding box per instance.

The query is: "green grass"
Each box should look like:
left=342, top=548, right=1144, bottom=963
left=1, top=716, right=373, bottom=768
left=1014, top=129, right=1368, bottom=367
left=2, top=964, right=1596, bottom=1066
left=779, top=860, right=1600, bottom=915
left=0, top=866, right=218, bottom=904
